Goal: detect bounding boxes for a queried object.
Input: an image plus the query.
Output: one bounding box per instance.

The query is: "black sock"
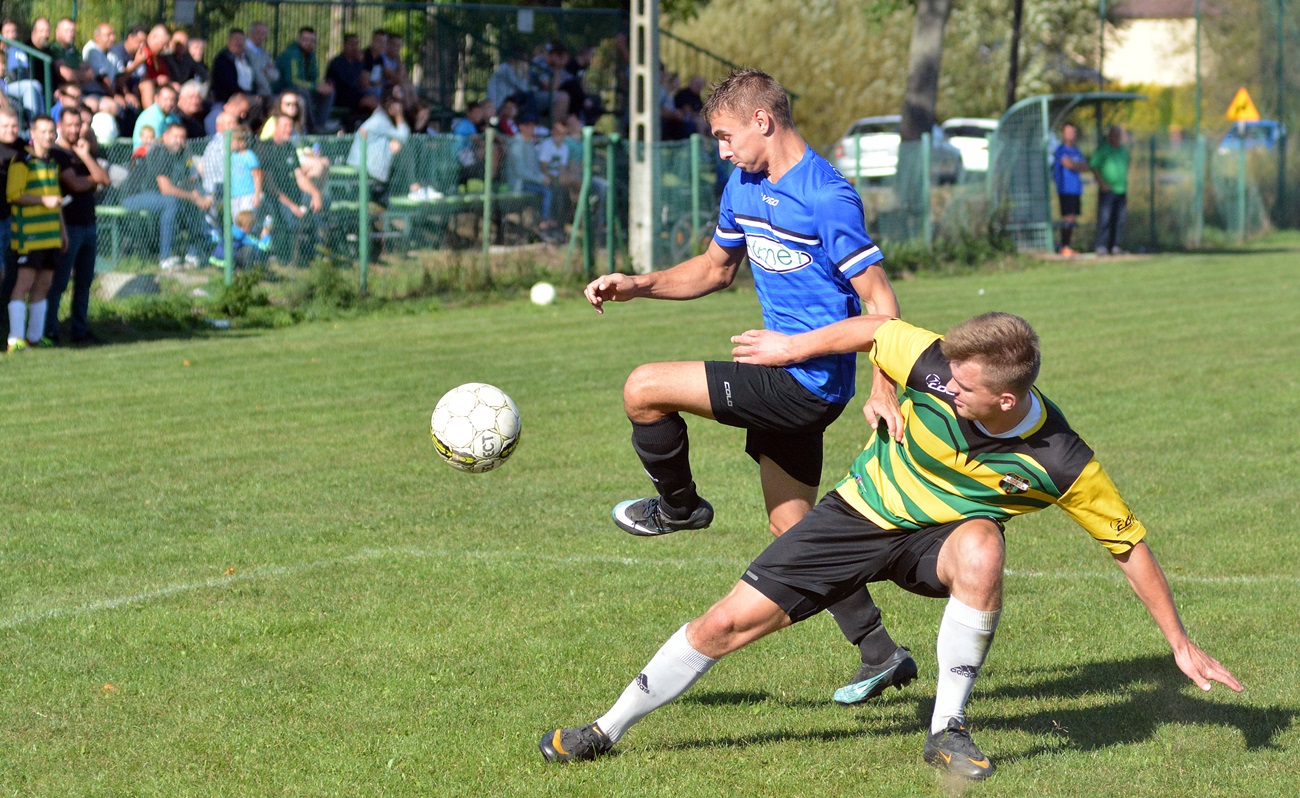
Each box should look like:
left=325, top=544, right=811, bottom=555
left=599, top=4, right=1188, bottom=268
left=1061, top=222, right=1075, bottom=249
left=630, top=414, right=699, bottom=515
left=826, top=587, right=899, bottom=664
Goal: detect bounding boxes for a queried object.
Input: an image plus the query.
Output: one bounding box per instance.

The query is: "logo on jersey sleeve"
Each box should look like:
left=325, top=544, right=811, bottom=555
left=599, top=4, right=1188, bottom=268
left=746, top=234, right=813, bottom=273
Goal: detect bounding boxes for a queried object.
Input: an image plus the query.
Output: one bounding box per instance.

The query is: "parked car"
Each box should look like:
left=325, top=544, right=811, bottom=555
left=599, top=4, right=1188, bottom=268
left=1218, top=120, right=1286, bottom=155
left=941, top=117, right=998, bottom=173
left=832, top=115, right=964, bottom=185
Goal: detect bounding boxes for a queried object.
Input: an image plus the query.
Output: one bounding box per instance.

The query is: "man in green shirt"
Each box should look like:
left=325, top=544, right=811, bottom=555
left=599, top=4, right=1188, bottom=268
left=1090, top=124, right=1130, bottom=256
left=122, top=122, right=213, bottom=268
left=275, top=27, right=335, bottom=133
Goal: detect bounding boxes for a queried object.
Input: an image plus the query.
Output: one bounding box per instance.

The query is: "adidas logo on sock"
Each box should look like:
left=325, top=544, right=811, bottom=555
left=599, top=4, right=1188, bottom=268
left=636, top=673, right=650, bottom=694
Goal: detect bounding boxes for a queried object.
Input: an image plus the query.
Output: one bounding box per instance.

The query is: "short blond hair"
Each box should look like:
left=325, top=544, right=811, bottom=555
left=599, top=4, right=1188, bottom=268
left=702, top=68, right=793, bottom=130
left=940, top=312, right=1041, bottom=395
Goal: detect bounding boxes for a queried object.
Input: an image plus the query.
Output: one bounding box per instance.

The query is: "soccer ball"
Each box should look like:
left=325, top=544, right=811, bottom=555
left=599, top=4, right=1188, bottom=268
left=430, top=383, right=521, bottom=473
left=529, top=281, right=557, bottom=306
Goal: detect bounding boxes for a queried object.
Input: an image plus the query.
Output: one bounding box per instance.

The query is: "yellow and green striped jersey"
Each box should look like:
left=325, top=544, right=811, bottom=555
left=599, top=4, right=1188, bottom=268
left=6, top=150, right=63, bottom=254
left=834, top=319, right=1146, bottom=554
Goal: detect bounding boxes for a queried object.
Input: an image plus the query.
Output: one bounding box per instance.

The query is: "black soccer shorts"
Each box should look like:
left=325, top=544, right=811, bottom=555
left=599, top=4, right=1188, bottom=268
left=704, top=360, right=845, bottom=488
left=14, top=249, right=60, bottom=271
left=742, top=491, right=1005, bottom=623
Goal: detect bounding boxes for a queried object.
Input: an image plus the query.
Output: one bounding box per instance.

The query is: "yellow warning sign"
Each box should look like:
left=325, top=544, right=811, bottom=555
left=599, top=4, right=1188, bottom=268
left=1226, top=87, right=1261, bottom=122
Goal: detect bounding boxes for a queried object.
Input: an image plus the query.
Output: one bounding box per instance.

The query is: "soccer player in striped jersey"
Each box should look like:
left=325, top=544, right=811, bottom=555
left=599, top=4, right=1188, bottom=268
left=6, top=115, right=65, bottom=352
left=541, top=312, right=1241, bottom=779
left=584, top=69, right=915, bottom=696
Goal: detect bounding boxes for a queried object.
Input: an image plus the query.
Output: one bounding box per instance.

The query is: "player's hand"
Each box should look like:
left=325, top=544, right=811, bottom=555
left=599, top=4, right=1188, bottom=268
left=863, top=373, right=904, bottom=443
left=584, top=273, right=636, bottom=313
left=731, top=329, right=796, bottom=366
left=1174, top=642, right=1243, bottom=693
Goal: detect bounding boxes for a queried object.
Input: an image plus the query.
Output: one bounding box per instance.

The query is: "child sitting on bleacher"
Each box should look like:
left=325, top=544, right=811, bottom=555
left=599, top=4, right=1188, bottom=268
left=209, top=210, right=272, bottom=270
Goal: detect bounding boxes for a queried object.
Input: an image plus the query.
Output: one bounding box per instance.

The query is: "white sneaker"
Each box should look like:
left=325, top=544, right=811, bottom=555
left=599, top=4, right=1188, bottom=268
left=161, top=256, right=183, bottom=270
left=1110, top=246, right=1124, bottom=256
left=184, top=252, right=203, bottom=268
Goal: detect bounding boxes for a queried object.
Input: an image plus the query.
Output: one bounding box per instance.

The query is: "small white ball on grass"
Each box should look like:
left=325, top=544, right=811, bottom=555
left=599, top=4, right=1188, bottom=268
left=530, top=281, right=557, bottom=306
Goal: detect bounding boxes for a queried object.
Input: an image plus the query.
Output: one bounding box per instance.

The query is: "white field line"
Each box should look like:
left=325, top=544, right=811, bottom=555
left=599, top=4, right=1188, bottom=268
left=1, top=547, right=1292, bottom=630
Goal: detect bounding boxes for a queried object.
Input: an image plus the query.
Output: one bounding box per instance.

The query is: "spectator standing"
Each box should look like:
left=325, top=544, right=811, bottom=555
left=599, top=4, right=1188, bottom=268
left=46, top=107, right=109, bottom=344
left=1091, top=124, right=1130, bottom=256
left=225, top=127, right=263, bottom=214
left=5, top=115, right=63, bottom=352
left=121, top=122, right=212, bottom=269
left=347, top=84, right=412, bottom=204
left=1051, top=121, right=1087, bottom=256
left=255, top=113, right=325, bottom=265
left=245, top=22, right=278, bottom=99
left=132, top=82, right=179, bottom=149
left=274, top=27, right=334, bottom=133
left=326, top=32, right=372, bottom=130
left=0, top=107, right=19, bottom=296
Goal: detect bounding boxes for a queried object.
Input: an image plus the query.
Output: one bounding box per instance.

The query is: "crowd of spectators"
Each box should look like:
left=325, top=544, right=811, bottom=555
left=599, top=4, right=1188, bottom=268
left=0, top=19, right=655, bottom=349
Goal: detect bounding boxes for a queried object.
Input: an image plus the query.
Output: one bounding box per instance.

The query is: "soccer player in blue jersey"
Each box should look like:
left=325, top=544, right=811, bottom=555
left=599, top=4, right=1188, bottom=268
left=540, top=312, right=1242, bottom=778
left=584, top=69, right=915, bottom=699
left=1051, top=122, right=1087, bottom=257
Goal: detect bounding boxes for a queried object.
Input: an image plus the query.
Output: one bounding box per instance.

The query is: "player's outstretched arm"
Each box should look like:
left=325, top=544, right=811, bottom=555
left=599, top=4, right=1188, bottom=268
left=584, top=240, right=743, bottom=313
left=731, top=314, right=894, bottom=367
left=849, top=265, right=904, bottom=442
left=1112, top=541, right=1244, bottom=693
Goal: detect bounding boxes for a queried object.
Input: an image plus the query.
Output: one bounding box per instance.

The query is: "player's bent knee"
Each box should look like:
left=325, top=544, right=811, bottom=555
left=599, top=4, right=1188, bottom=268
left=623, top=364, right=664, bottom=417
left=942, top=520, right=1006, bottom=593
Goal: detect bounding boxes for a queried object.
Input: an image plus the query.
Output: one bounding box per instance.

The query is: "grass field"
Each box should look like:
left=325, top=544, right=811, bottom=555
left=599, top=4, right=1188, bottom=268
left=2, top=238, right=1298, bottom=796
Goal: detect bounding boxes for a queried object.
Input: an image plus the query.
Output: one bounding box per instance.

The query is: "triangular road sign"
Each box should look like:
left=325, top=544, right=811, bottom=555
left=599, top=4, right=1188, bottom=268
left=1226, top=87, right=1261, bottom=122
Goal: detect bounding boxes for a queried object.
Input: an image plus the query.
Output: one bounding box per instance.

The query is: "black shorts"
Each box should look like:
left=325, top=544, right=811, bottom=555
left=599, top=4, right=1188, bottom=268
left=1058, top=193, right=1081, bottom=217
left=742, top=491, right=1004, bottom=623
left=704, top=361, right=846, bottom=488
left=14, top=249, right=60, bottom=271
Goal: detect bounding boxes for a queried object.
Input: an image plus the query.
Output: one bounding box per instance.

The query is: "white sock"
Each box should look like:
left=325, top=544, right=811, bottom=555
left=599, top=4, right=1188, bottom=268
left=595, top=623, right=717, bottom=743
left=931, top=597, right=1000, bottom=734
left=26, top=299, right=47, bottom=342
left=8, top=300, right=26, bottom=344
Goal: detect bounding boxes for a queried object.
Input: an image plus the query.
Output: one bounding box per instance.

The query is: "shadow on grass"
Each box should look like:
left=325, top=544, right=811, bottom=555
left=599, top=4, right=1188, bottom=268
left=981, top=654, right=1290, bottom=757
left=676, top=654, right=1290, bottom=759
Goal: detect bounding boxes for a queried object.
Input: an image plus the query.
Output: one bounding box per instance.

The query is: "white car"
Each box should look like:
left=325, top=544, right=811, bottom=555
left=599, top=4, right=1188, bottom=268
left=832, top=115, right=964, bottom=185
left=941, top=118, right=999, bottom=173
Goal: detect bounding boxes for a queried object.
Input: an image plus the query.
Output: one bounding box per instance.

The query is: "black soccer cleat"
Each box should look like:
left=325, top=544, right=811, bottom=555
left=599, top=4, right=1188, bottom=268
left=612, top=496, right=714, bottom=537
left=538, top=722, right=614, bottom=763
left=832, top=646, right=918, bottom=705
left=923, top=718, right=995, bottom=780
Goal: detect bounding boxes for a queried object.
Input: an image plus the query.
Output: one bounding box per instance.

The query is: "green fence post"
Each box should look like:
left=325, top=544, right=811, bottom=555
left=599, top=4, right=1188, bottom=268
left=222, top=128, right=233, bottom=285
left=1236, top=137, right=1247, bottom=243
left=1190, top=134, right=1205, bottom=247
left=689, top=132, right=702, bottom=250
left=921, top=132, right=932, bottom=248
left=582, top=126, right=595, bottom=278
left=481, top=127, right=495, bottom=280
left=358, top=133, right=370, bottom=295
left=1148, top=135, right=1156, bottom=251
left=606, top=135, right=618, bottom=274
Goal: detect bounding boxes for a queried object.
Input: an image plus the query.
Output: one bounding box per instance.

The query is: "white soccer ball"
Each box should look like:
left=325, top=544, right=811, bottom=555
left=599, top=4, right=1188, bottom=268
left=530, top=281, right=557, bottom=306
left=430, top=383, right=522, bottom=473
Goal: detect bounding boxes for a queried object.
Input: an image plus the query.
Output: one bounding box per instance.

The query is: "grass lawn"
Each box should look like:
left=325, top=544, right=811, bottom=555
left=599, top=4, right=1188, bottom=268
left=1, top=238, right=1297, bottom=796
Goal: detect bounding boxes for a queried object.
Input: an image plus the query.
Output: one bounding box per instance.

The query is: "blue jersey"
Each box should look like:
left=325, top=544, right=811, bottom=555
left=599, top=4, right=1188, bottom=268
left=1052, top=144, right=1085, bottom=195
left=713, top=146, right=884, bottom=404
